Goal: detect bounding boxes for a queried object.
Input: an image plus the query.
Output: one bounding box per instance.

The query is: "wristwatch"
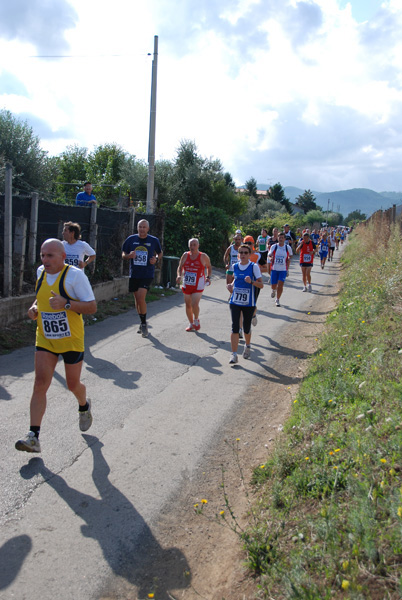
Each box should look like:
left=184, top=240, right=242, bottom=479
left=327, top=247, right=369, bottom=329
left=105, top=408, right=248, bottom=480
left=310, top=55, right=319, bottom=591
left=65, top=302, right=71, bottom=310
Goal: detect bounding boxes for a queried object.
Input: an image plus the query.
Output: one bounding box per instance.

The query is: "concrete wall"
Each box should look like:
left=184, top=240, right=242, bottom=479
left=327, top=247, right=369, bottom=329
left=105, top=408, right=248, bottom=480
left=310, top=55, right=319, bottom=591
left=0, top=277, right=129, bottom=327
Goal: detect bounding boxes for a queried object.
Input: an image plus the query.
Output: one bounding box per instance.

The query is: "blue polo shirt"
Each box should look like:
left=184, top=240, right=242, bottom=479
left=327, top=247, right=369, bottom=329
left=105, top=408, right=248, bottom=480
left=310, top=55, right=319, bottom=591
left=75, top=192, right=97, bottom=206
left=122, top=234, right=162, bottom=278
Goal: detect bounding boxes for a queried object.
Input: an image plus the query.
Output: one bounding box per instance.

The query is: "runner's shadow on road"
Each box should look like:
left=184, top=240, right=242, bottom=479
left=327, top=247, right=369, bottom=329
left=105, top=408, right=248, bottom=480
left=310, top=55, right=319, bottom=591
left=84, top=348, right=141, bottom=389
left=261, top=336, right=314, bottom=359
left=0, top=535, right=32, bottom=590
left=149, top=335, right=222, bottom=375
left=19, top=437, right=191, bottom=600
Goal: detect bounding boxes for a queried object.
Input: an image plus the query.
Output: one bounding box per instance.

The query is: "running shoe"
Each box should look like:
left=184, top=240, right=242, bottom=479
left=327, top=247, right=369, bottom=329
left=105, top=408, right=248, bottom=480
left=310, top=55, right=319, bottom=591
left=79, top=399, right=93, bottom=432
left=302, top=286, right=307, bottom=292
left=308, top=284, right=312, bottom=292
left=321, top=265, right=324, bottom=270
left=243, top=345, right=251, bottom=359
left=186, top=323, right=195, bottom=331
left=141, top=323, right=149, bottom=338
left=271, top=290, right=276, bottom=298
left=15, top=431, right=41, bottom=453
left=239, top=328, right=243, bottom=339
left=193, top=320, right=201, bottom=331
left=252, top=315, right=258, bottom=327
left=275, top=299, right=280, bottom=307
left=229, top=353, right=238, bottom=364
left=137, top=324, right=142, bottom=334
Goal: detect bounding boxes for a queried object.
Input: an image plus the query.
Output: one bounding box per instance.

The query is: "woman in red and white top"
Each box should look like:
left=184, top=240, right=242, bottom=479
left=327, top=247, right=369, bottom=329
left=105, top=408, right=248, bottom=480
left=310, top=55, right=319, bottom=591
left=176, top=238, right=212, bottom=331
left=296, top=232, right=316, bottom=292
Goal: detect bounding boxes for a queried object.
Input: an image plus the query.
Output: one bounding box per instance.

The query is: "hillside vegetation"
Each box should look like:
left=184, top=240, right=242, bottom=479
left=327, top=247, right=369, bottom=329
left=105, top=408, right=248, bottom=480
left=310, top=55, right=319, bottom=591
left=226, top=222, right=402, bottom=598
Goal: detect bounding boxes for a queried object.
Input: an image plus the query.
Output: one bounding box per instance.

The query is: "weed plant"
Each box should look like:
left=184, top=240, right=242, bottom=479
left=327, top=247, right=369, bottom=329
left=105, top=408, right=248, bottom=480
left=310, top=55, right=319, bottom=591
left=241, top=223, right=402, bottom=598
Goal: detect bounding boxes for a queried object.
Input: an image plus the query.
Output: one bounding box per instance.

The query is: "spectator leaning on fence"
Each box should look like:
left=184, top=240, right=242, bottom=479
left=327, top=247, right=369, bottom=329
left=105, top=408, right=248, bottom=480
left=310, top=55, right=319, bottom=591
left=75, top=182, right=97, bottom=206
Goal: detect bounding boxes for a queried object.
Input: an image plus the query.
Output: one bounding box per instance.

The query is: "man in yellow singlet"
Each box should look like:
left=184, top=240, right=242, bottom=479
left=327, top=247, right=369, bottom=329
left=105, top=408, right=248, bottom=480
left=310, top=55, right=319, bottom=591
left=15, top=239, right=97, bottom=453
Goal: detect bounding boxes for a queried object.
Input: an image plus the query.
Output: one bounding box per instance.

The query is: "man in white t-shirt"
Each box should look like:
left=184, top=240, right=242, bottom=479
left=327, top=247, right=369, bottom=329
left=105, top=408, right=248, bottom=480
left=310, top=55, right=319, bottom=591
left=62, top=221, right=96, bottom=270
left=268, top=232, right=293, bottom=307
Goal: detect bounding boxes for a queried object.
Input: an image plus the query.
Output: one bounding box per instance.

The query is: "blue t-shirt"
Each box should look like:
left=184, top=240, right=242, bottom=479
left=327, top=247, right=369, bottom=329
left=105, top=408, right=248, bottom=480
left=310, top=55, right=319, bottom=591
left=76, top=192, right=97, bottom=206
left=122, top=234, right=162, bottom=278
left=230, top=262, right=256, bottom=307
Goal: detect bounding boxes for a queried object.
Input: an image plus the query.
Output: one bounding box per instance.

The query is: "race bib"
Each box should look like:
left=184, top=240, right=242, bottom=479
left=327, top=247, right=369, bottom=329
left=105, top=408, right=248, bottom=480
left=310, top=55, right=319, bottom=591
left=133, top=249, right=148, bottom=266
left=232, top=287, right=250, bottom=306
left=303, top=254, right=311, bottom=262
left=41, top=311, right=71, bottom=339
left=65, top=257, right=79, bottom=267
left=184, top=272, right=197, bottom=286
left=230, top=256, right=238, bottom=268
left=275, top=256, right=284, bottom=265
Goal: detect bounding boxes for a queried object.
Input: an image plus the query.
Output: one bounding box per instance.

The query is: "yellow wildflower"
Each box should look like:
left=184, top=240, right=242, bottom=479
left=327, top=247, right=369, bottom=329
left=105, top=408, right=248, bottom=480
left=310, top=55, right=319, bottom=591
left=148, top=594, right=155, bottom=599
left=305, top=457, right=310, bottom=461
left=260, top=464, right=265, bottom=469
left=397, top=506, right=402, bottom=518
left=194, top=503, right=199, bottom=508
left=220, top=510, right=225, bottom=516
left=341, top=580, right=350, bottom=590
left=201, top=499, right=208, bottom=504
left=329, top=451, right=334, bottom=456
left=380, top=458, right=387, bottom=463
left=342, top=560, right=349, bottom=571
left=335, top=448, right=341, bottom=452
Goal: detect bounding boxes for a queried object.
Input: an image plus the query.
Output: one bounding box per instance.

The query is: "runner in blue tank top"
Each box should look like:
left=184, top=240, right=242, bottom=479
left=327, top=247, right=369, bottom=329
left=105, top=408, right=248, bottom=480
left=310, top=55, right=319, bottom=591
left=226, top=244, right=263, bottom=364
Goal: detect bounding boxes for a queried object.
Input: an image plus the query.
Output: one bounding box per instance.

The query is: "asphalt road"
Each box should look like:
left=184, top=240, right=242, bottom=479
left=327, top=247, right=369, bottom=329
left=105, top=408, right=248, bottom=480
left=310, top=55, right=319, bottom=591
left=0, top=251, right=342, bottom=600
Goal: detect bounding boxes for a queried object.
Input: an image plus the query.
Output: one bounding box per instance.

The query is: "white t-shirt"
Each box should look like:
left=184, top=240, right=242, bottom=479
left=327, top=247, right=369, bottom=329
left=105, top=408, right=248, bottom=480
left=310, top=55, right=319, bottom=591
left=63, top=240, right=96, bottom=269
left=36, top=265, right=95, bottom=302
left=268, top=243, right=293, bottom=271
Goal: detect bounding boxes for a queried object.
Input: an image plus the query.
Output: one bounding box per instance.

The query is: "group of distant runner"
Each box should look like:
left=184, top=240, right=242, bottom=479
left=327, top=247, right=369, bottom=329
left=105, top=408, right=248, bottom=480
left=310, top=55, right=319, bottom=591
left=14, top=211, right=349, bottom=454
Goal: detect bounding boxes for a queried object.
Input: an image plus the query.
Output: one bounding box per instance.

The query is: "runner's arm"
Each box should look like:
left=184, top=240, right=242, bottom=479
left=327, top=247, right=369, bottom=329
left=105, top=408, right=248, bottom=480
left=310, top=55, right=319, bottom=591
left=223, top=246, right=231, bottom=267
left=176, top=253, right=187, bottom=282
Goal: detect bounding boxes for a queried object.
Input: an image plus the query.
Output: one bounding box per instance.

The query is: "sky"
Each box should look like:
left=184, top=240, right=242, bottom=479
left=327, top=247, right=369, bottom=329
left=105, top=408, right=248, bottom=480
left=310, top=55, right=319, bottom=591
left=0, top=0, right=401, bottom=193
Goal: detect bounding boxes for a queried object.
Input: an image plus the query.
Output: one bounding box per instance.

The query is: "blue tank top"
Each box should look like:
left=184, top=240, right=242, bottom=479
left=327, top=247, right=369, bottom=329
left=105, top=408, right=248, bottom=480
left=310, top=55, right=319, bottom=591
left=230, top=262, right=256, bottom=307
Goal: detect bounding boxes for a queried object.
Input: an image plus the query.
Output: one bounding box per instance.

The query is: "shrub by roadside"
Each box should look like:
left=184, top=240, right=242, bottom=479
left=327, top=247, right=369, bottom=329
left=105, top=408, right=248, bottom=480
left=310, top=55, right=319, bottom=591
left=223, top=223, right=402, bottom=599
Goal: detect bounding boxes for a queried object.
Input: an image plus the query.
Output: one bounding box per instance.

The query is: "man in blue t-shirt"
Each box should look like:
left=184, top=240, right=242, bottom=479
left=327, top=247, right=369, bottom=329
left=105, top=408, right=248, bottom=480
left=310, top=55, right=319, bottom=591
left=122, top=219, right=163, bottom=337
left=75, top=182, right=97, bottom=206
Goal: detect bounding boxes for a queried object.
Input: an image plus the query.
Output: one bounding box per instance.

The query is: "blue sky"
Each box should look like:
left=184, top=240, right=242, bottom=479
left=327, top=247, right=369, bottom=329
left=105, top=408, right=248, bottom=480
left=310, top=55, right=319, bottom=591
left=1, top=0, right=401, bottom=193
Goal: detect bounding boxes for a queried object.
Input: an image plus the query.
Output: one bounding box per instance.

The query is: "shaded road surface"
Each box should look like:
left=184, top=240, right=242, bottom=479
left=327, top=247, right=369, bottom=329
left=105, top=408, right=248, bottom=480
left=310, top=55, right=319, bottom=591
left=0, top=251, right=342, bottom=599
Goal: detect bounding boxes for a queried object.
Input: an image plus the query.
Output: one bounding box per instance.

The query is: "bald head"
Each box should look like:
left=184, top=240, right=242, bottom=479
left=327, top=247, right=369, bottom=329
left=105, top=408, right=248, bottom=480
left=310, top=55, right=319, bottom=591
left=41, top=238, right=67, bottom=273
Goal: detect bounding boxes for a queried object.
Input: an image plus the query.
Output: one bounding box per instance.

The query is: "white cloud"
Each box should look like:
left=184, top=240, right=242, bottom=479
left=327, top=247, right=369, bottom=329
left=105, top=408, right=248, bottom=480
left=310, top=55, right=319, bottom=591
left=0, top=0, right=402, bottom=192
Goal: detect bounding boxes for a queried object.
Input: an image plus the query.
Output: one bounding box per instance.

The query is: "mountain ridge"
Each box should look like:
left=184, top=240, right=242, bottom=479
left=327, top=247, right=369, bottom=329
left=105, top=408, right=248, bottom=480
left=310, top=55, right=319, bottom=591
left=254, top=185, right=402, bottom=217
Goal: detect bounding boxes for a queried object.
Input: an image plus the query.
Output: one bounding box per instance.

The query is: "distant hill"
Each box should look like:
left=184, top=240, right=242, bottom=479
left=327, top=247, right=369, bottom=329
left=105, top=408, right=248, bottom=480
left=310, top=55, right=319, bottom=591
left=255, top=184, right=401, bottom=217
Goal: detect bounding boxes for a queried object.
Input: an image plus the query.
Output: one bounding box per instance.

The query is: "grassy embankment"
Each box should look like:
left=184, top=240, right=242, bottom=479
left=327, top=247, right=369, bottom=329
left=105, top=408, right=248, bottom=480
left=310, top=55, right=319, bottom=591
left=228, top=223, right=402, bottom=598
left=0, top=287, right=177, bottom=354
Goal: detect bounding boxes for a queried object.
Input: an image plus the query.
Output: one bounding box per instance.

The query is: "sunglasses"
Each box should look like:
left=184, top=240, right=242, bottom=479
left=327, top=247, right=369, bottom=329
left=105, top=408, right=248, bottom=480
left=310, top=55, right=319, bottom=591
left=244, top=241, right=253, bottom=245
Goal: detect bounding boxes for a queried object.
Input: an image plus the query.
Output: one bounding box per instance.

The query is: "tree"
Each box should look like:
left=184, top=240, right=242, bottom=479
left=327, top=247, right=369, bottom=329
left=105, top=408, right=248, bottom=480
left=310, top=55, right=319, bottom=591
left=53, top=144, right=89, bottom=203
left=268, top=182, right=292, bottom=213
left=0, top=109, right=50, bottom=194
left=306, top=209, right=325, bottom=227
left=245, top=177, right=258, bottom=198
left=295, top=189, right=318, bottom=213
left=86, top=143, right=128, bottom=205
left=345, top=209, right=366, bottom=225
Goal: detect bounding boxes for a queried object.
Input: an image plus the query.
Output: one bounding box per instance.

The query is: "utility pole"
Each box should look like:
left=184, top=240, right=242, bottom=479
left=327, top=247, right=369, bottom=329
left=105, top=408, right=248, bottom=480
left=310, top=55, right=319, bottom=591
left=146, top=35, right=158, bottom=214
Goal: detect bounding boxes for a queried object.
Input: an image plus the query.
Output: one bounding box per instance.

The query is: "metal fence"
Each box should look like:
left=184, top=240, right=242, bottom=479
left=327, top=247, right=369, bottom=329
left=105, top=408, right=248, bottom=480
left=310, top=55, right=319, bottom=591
left=0, top=193, right=164, bottom=297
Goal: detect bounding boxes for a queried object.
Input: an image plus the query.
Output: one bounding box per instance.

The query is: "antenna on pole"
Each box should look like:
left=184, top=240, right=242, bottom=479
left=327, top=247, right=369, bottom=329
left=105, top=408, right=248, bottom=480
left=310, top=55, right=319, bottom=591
left=146, top=35, right=158, bottom=214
